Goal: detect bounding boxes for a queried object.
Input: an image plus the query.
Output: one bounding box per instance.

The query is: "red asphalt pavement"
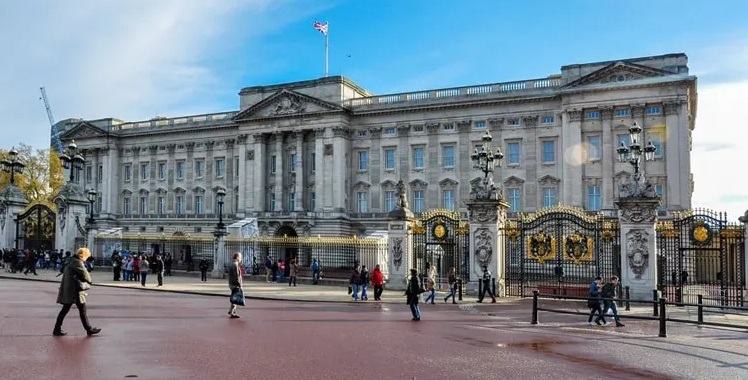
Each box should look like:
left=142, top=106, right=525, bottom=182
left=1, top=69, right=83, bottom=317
left=1, top=278, right=747, bottom=380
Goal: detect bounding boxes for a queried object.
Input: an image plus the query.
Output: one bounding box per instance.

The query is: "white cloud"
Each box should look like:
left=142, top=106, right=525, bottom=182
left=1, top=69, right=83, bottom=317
left=691, top=79, right=748, bottom=222
left=0, top=0, right=315, bottom=150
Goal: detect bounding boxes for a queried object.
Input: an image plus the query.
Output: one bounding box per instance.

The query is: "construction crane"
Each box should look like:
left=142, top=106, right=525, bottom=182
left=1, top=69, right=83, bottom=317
left=40, top=86, right=63, bottom=153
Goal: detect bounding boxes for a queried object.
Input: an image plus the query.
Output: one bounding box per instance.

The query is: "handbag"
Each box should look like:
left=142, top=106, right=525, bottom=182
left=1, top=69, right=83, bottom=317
left=347, top=286, right=352, bottom=295
left=76, top=279, right=91, bottom=291
left=230, top=288, right=246, bottom=306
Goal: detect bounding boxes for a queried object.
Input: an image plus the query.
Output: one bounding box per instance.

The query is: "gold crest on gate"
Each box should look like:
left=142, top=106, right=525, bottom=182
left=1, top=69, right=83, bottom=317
left=563, top=233, right=594, bottom=264
left=527, top=232, right=556, bottom=264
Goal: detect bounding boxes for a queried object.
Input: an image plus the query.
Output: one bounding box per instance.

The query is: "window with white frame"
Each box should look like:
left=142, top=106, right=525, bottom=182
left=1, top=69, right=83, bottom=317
left=140, top=163, right=149, bottom=180
left=357, top=192, right=368, bottom=212
left=384, top=149, right=396, bottom=170
left=289, top=153, right=297, bottom=173
left=96, top=194, right=102, bottom=212
left=215, top=158, right=224, bottom=177
left=234, top=192, right=239, bottom=213
left=507, top=142, right=520, bottom=165
left=157, top=196, right=165, bottom=214
left=655, top=184, right=664, bottom=211
left=586, top=111, right=601, bottom=119
left=648, top=132, right=663, bottom=158
left=124, top=165, right=131, bottom=182
left=384, top=191, right=395, bottom=212
left=139, top=196, right=147, bottom=214
left=508, top=118, right=520, bottom=126
left=542, top=187, right=557, bottom=208
left=412, top=146, right=424, bottom=169
left=542, top=140, right=556, bottom=163
left=587, top=185, right=602, bottom=211
left=310, top=153, right=316, bottom=172
left=384, top=127, right=396, bottom=136
left=195, top=160, right=204, bottom=178
left=508, top=188, right=522, bottom=212
left=270, top=155, right=276, bottom=174
left=269, top=193, right=276, bottom=211
left=474, top=121, right=486, bottom=129
left=195, top=195, right=204, bottom=214
left=123, top=197, right=131, bottom=214
left=615, top=109, right=630, bottom=117
left=442, top=145, right=455, bottom=168
left=616, top=134, right=631, bottom=147
left=413, top=190, right=424, bottom=213
left=97, top=165, right=103, bottom=183
left=176, top=161, right=184, bottom=180
left=309, top=192, right=316, bottom=211
left=85, top=166, right=92, bottom=183
left=646, top=106, right=662, bottom=115
left=158, top=162, right=166, bottom=180
left=288, top=192, right=295, bottom=211
left=542, top=116, right=555, bottom=124
left=587, top=136, right=601, bottom=160
left=442, top=190, right=455, bottom=210
left=235, top=157, right=240, bottom=177
left=358, top=151, right=368, bottom=171
left=176, top=195, right=185, bottom=214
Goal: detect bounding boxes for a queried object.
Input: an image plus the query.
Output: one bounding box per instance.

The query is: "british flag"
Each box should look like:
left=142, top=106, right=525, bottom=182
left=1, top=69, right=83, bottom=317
left=313, top=20, right=328, bottom=36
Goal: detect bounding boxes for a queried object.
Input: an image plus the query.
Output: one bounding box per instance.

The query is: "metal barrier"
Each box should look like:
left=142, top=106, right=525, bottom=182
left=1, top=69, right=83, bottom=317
left=530, top=290, right=748, bottom=337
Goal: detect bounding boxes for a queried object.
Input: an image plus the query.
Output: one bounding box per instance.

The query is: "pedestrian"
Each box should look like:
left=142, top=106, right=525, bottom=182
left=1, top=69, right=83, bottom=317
left=199, top=257, right=209, bottom=282
left=476, top=266, right=496, bottom=303
left=360, top=264, right=370, bottom=300
left=155, top=255, right=165, bottom=287
left=271, top=260, right=279, bottom=283
left=601, top=276, right=625, bottom=327
left=228, top=252, right=243, bottom=319
left=444, top=267, right=458, bottom=304
left=111, top=251, right=122, bottom=281
left=587, top=276, right=607, bottom=326
left=311, top=258, right=320, bottom=285
left=164, top=254, right=173, bottom=276
left=52, top=247, right=101, bottom=337
left=405, top=268, right=424, bottom=321
left=371, top=264, right=385, bottom=301
left=349, top=265, right=362, bottom=301
left=264, top=254, right=272, bottom=283
left=133, top=255, right=140, bottom=282
left=139, top=256, right=150, bottom=287
left=288, top=258, right=298, bottom=287
left=424, top=263, right=436, bottom=304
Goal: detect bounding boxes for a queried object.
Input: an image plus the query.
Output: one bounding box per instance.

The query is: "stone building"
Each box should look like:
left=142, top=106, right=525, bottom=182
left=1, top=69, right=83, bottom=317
left=56, top=53, right=697, bottom=237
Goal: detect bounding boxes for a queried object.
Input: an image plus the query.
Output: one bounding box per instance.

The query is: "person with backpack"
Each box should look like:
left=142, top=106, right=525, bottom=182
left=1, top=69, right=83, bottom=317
left=587, top=276, right=607, bottom=326
left=601, top=276, right=625, bottom=327
left=405, top=268, right=424, bottom=321
left=311, top=259, right=320, bottom=285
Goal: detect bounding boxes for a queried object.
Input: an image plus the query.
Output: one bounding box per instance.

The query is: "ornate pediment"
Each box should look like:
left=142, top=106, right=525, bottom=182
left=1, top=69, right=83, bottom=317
left=439, top=178, right=458, bottom=187
left=563, top=61, right=674, bottom=88
left=232, top=89, right=347, bottom=121
left=409, top=179, right=428, bottom=191
left=538, top=175, right=560, bottom=186
left=60, top=122, right=109, bottom=140
left=353, top=181, right=371, bottom=190
left=503, top=176, right=525, bottom=187
left=192, top=186, right=206, bottom=194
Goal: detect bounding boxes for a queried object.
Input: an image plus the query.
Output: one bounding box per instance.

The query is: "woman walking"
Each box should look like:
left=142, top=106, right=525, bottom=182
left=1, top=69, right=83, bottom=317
left=288, top=258, right=298, bottom=287
left=424, top=263, right=436, bottom=304
left=444, top=267, right=458, bottom=304
left=228, top=252, right=243, bottom=318
left=52, top=247, right=101, bottom=336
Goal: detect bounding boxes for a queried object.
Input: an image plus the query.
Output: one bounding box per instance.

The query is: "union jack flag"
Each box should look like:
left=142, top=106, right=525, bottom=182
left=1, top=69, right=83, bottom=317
left=313, top=20, right=328, bottom=36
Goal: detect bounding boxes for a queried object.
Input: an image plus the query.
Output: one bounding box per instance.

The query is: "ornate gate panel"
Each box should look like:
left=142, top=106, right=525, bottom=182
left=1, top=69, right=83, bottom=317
left=657, top=209, right=745, bottom=307
left=15, top=204, right=56, bottom=251
left=504, top=206, right=620, bottom=297
left=411, top=209, right=470, bottom=283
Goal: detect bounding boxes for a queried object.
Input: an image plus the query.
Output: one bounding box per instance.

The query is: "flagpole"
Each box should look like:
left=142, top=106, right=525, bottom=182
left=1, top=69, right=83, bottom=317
left=324, top=21, right=329, bottom=77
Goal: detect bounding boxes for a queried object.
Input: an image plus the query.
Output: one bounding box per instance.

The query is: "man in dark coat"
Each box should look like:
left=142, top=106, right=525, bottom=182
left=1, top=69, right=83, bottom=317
left=111, top=251, right=123, bottom=281
left=53, top=247, right=101, bottom=336
left=155, top=255, right=165, bottom=287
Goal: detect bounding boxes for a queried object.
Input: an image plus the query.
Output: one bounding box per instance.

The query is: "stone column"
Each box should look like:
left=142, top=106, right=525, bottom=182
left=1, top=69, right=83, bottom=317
left=0, top=185, right=29, bottom=250
left=600, top=107, right=614, bottom=209
left=235, top=134, right=247, bottom=217
left=274, top=133, right=284, bottom=211
left=211, top=234, right=227, bottom=278
left=294, top=131, right=305, bottom=212
left=54, top=183, right=89, bottom=252
left=313, top=128, right=325, bottom=212
left=331, top=126, right=349, bottom=213
left=465, top=182, right=509, bottom=294
left=615, top=197, right=660, bottom=301
left=387, top=217, right=414, bottom=291
left=562, top=110, right=583, bottom=205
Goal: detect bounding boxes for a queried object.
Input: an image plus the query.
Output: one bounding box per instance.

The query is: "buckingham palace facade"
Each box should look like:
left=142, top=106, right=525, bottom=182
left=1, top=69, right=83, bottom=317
left=56, top=53, right=697, bottom=237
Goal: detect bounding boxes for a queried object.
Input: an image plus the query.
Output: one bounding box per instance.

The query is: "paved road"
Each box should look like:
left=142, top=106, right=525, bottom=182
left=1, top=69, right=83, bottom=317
left=1, top=279, right=747, bottom=380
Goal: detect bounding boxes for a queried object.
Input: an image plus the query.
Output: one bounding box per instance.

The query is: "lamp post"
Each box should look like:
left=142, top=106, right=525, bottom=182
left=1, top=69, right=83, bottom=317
left=469, top=131, right=504, bottom=201
left=1, top=147, right=26, bottom=185
left=213, top=188, right=227, bottom=237
left=616, top=122, right=657, bottom=197
left=59, top=140, right=85, bottom=183
left=85, top=189, right=97, bottom=229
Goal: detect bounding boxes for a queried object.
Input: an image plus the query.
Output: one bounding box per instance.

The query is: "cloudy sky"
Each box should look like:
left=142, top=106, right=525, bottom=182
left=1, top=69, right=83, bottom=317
left=1, top=0, right=746, bottom=221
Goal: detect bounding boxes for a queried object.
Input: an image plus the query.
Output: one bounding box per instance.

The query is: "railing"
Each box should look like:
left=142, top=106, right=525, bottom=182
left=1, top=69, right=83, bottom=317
left=94, top=234, right=215, bottom=272
left=342, top=77, right=561, bottom=107
left=530, top=290, right=748, bottom=338
left=110, top=111, right=239, bottom=132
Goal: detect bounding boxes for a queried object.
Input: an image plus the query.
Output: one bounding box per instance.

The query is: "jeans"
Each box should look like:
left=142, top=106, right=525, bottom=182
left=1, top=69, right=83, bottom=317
left=425, top=289, right=435, bottom=303
left=445, top=284, right=457, bottom=302
left=312, top=269, right=320, bottom=284
left=351, top=284, right=360, bottom=300
left=603, top=300, right=621, bottom=324
left=588, top=302, right=606, bottom=324
left=140, top=272, right=148, bottom=286
left=55, top=302, right=92, bottom=332
left=361, top=284, right=368, bottom=300
left=408, top=296, right=421, bottom=319
left=374, top=285, right=384, bottom=300
left=157, top=272, right=163, bottom=286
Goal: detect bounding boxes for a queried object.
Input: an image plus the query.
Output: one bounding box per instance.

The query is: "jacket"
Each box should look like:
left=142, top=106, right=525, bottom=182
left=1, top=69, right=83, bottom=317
left=370, top=269, right=384, bottom=286
left=228, top=260, right=242, bottom=289
left=56, top=257, right=92, bottom=305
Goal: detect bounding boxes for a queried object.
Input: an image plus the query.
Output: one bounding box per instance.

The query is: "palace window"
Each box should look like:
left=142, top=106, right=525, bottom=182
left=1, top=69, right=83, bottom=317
left=508, top=188, right=522, bottom=212
left=655, top=184, right=665, bottom=211
left=412, top=147, right=424, bottom=169
left=288, top=192, right=296, bottom=211
left=442, top=190, right=455, bottom=210
left=195, top=195, right=204, bottom=214
left=195, top=160, right=204, bottom=178
left=215, top=158, right=224, bottom=177
left=85, top=166, right=92, bottom=183
left=615, top=109, right=630, bottom=117
left=542, top=116, right=555, bottom=124
left=413, top=190, right=424, bottom=213
left=358, top=151, right=368, bottom=171
left=474, top=121, right=486, bottom=129
left=158, top=162, right=166, bottom=180
left=442, top=146, right=455, bottom=168
left=289, top=153, right=297, bottom=173
left=586, top=111, right=601, bottom=119
left=649, top=132, right=663, bottom=158
left=157, top=196, right=165, bottom=214
left=384, top=127, right=396, bottom=136
left=587, top=136, right=601, bottom=160
left=123, top=197, right=131, bottom=214
left=310, top=153, right=316, bottom=172
left=235, top=157, right=240, bottom=177
left=587, top=185, right=602, bottom=211
left=542, top=140, right=556, bottom=163
left=176, top=161, right=184, bottom=180
left=124, top=165, right=131, bottom=182
left=507, top=142, right=520, bottom=165
left=176, top=196, right=185, bottom=214
left=542, top=187, right=557, bottom=208
left=507, top=118, right=520, bottom=126
left=309, top=192, right=316, bottom=211
left=140, top=163, right=149, bottom=180
left=270, top=155, right=276, bottom=174
left=646, top=106, right=662, bottom=115
left=384, top=191, right=395, bottom=212
left=269, top=193, right=276, bottom=211
left=384, top=149, right=396, bottom=170
left=139, top=196, right=147, bottom=215
left=616, top=134, right=631, bottom=147
left=357, top=192, right=368, bottom=213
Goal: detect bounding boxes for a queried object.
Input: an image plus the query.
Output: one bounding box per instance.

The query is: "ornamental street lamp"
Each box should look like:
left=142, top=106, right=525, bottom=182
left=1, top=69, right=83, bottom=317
left=469, top=131, right=504, bottom=201
left=213, top=188, right=227, bottom=237
left=616, top=122, right=657, bottom=197
left=471, top=131, right=504, bottom=178
left=85, top=189, right=97, bottom=229
left=59, top=140, right=85, bottom=183
left=1, top=147, right=25, bottom=185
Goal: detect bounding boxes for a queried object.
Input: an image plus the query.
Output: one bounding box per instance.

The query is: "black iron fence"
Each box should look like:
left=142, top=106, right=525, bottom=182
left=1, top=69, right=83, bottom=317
left=94, top=233, right=214, bottom=271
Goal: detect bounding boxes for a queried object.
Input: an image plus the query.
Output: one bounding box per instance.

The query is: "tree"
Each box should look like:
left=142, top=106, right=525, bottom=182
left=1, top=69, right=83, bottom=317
left=0, top=143, right=64, bottom=206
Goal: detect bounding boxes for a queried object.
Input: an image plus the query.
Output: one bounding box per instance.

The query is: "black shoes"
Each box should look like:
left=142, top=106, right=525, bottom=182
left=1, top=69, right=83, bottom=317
left=230, top=314, right=241, bottom=319
left=52, top=330, right=67, bottom=337
left=411, top=317, right=421, bottom=321
left=87, top=327, right=101, bottom=336
left=616, top=323, right=625, bottom=327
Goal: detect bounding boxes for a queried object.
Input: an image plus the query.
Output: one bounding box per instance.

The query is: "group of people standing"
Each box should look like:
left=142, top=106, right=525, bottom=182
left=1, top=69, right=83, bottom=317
left=110, top=251, right=165, bottom=287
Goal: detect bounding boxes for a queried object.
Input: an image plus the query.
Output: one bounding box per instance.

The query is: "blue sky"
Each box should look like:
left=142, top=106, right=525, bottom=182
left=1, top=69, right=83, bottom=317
left=0, top=0, right=747, bottom=219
